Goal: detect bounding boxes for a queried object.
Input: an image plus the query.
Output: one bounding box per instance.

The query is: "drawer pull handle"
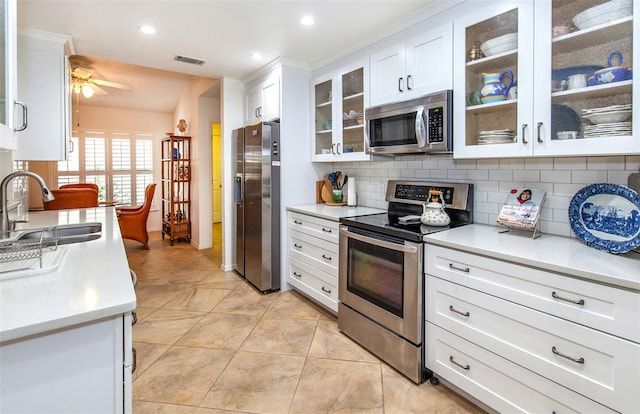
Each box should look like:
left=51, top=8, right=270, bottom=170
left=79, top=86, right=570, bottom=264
left=322, top=286, right=332, bottom=294
left=322, top=254, right=332, bottom=261
left=552, top=346, right=584, bottom=364
left=294, top=220, right=302, bottom=225
left=322, top=228, right=333, bottom=233
left=449, top=305, right=470, bottom=317
left=292, top=271, right=302, bottom=278
left=294, top=243, right=302, bottom=249
left=449, top=263, right=469, bottom=273
left=552, top=291, right=585, bottom=305
left=449, top=356, right=470, bottom=370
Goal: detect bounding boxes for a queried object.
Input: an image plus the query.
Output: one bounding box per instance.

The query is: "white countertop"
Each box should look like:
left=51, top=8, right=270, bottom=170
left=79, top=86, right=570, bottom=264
left=425, top=224, right=640, bottom=292
left=287, top=204, right=386, bottom=221
left=0, top=207, right=136, bottom=343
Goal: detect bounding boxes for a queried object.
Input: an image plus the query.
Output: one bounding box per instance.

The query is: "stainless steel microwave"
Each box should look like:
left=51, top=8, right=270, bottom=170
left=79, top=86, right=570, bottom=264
left=365, top=90, right=452, bottom=155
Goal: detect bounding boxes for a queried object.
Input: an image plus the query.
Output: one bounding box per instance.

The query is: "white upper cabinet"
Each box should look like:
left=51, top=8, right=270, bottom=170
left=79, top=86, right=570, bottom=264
left=453, top=0, right=637, bottom=159
left=311, top=59, right=369, bottom=162
left=0, top=0, right=19, bottom=151
left=15, top=30, right=72, bottom=161
left=245, top=70, right=280, bottom=125
left=370, top=21, right=453, bottom=107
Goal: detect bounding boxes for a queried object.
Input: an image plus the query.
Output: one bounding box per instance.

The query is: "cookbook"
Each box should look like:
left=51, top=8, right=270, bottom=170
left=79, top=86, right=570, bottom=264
left=496, top=188, right=547, bottom=229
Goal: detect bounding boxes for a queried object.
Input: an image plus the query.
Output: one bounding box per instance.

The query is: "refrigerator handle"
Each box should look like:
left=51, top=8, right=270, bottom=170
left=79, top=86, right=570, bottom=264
left=234, top=174, right=243, bottom=204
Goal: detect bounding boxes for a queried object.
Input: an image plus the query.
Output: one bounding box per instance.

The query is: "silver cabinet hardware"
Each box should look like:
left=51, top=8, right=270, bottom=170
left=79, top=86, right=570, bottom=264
left=449, top=356, right=470, bottom=370
left=449, top=263, right=469, bottom=273
left=14, top=101, right=27, bottom=131
left=537, top=121, right=543, bottom=143
left=449, top=305, right=470, bottom=317
left=552, top=346, right=584, bottom=364
left=551, top=291, right=585, bottom=305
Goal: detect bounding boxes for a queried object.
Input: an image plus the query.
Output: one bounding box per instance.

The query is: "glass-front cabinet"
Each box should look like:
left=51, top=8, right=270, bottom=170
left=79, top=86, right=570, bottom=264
left=312, top=61, right=369, bottom=162
left=0, top=0, right=17, bottom=150
left=454, top=0, right=637, bottom=159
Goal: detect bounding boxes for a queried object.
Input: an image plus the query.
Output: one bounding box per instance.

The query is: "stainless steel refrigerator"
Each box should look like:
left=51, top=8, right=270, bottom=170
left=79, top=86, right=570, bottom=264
left=233, top=121, right=281, bottom=292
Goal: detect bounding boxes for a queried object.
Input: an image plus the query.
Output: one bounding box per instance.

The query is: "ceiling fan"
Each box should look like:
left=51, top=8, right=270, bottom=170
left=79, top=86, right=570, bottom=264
left=70, top=67, right=133, bottom=98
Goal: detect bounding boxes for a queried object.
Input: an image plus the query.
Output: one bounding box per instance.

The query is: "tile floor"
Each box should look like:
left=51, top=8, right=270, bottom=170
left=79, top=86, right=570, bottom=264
left=124, top=229, right=485, bottom=413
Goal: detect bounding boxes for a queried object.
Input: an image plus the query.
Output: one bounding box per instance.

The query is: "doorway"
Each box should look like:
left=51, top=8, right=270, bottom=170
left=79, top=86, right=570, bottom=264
left=211, top=123, right=222, bottom=249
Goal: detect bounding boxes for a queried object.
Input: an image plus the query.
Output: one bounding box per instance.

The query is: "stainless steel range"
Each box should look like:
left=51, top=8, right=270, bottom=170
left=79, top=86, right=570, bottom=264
left=338, top=180, right=473, bottom=383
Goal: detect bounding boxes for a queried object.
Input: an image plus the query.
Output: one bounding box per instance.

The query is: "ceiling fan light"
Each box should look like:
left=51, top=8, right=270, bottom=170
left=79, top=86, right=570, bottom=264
left=81, top=84, right=94, bottom=98
left=73, top=84, right=81, bottom=95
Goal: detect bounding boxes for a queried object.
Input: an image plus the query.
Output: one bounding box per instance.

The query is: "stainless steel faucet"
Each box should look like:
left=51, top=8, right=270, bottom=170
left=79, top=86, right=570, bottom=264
left=1, top=171, right=55, bottom=238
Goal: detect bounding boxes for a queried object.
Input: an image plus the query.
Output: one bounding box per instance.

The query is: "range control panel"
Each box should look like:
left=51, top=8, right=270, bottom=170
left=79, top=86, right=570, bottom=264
left=386, top=180, right=473, bottom=210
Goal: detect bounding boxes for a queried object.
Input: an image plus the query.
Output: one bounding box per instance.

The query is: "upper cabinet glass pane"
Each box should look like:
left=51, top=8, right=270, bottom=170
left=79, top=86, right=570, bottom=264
left=341, top=67, right=365, bottom=153
left=314, top=79, right=332, bottom=155
left=0, top=0, right=7, bottom=127
left=464, top=8, right=519, bottom=147
left=550, top=0, right=632, bottom=141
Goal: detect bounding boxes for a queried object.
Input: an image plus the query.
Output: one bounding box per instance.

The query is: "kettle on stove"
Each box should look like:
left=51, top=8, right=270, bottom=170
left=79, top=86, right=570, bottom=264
left=421, top=190, right=451, bottom=226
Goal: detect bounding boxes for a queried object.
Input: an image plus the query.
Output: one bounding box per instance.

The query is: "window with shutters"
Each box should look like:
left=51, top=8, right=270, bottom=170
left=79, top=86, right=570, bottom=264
left=57, top=131, right=155, bottom=206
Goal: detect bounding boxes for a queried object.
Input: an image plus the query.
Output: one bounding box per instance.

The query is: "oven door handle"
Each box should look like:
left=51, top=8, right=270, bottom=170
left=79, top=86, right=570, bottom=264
left=340, top=227, right=418, bottom=254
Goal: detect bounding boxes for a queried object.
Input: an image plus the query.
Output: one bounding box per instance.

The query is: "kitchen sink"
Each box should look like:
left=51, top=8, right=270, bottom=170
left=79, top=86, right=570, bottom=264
left=14, top=222, right=102, bottom=246
left=0, top=223, right=101, bottom=280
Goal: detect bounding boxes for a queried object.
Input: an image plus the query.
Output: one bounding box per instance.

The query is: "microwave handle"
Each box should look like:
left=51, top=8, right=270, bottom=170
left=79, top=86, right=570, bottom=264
left=415, top=107, right=428, bottom=148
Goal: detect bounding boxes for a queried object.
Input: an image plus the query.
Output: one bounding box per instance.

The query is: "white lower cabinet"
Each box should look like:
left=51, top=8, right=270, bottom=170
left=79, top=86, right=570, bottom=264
left=287, top=211, right=339, bottom=312
left=425, top=244, right=640, bottom=413
left=0, top=313, right=133, bottom=414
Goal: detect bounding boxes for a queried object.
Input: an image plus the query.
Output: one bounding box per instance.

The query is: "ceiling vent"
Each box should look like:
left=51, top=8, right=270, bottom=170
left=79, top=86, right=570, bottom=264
left=173, top=55, right=205, bottom=66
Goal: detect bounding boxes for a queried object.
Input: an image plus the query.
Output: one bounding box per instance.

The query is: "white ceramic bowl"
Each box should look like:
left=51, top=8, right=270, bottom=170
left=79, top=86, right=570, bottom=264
left=572, top=0, right=632, bottom=30
left=582, top=110, right=632, bottom=124
left=480, top=33, right=518, bottom=56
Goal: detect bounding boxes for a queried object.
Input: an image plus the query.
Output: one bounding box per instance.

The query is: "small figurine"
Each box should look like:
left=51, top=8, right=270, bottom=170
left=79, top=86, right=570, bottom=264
left=177, top=119, right=188, bottom=135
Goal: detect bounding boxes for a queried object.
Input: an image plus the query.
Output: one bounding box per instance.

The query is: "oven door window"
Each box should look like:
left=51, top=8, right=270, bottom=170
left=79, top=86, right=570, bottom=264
left=346, top=237, right=404, bottom=317
left=369, top=112, right=418, bottom=147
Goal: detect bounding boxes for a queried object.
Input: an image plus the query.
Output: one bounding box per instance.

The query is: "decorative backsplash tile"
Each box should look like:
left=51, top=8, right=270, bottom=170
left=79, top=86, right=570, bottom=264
left=335, top=154, right=640, bottom=238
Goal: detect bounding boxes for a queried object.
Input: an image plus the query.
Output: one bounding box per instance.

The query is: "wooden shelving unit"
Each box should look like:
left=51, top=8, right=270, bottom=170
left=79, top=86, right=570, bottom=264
left=161, top=136, right=191, bottom=245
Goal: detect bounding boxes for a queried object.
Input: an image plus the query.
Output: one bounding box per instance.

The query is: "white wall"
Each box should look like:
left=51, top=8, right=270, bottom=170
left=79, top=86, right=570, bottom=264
left=334, top=154, right=640, bottom=237
left=220, top=77, right=245, bottom=271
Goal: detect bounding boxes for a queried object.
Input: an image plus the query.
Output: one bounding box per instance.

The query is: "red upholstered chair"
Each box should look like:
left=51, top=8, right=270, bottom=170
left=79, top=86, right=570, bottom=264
left=44, top=188, right=99, bottom=210
left=60, top=183, right=99, bottom=192
left=116, top=183, right=156, bottom=249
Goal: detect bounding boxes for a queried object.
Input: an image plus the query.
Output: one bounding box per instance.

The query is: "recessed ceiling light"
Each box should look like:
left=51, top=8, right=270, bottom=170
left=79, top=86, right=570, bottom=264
left=251, top=52, right=263, bottom=61
left=300, top=15, right=314, bottom=26
left=139, top=25, right=156, bottom=35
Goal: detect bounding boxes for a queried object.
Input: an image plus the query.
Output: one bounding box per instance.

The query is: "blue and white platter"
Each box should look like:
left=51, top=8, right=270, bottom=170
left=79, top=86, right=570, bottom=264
left=569, top=183, right=640, bottom=254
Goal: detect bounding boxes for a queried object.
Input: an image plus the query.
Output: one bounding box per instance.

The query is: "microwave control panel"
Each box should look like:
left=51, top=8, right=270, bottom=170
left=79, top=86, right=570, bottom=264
left=427, top=107, right=444, bottom=143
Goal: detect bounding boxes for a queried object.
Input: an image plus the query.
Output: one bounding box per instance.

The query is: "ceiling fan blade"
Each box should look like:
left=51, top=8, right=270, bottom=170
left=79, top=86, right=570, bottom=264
left=93, top=78, right=133, bottom=91
left=89, top=83, right=108, bottom=96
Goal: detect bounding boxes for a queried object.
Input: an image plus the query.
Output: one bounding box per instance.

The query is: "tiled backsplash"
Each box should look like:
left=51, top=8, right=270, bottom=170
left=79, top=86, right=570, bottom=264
left=338, top=154, right=640, bottom=237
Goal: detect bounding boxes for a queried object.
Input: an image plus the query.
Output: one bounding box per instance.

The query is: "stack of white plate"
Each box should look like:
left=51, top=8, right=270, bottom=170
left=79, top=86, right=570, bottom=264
left=584, top=122, right=632, bottom=138
left=477, top=129, right=516, bottom=145
left=582, top=104, right=632, bottom=137
left=480, top=33, right=518, bottom=57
